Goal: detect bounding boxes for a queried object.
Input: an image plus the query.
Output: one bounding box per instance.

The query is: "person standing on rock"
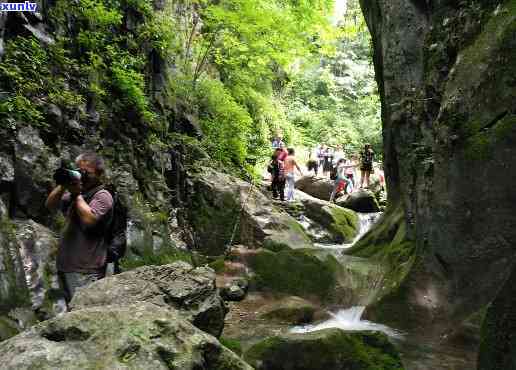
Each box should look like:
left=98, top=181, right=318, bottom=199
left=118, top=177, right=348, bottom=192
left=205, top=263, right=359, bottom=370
left=329, top=158, right=355, bottom=202
left=46, top=152, right=113, bottom=304
left=359, top=144, right=375, bottom=189
left=268, top=153, right=286, bottom=201
left=323, top=146, right=334, bottom=178
left=277, top=142, right=288, bottom=162
left=317, top=144, right=325, bottom=175
left=284, top=148, right=303, bottom=201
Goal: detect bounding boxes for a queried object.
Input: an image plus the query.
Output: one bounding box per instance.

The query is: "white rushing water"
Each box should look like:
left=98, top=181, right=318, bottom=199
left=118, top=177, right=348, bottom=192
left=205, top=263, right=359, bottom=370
left=293, top=212, right=404, bottom=340
left=290, top=306, right=404, bottom=339
left=314, top=212, right=382, bottom=250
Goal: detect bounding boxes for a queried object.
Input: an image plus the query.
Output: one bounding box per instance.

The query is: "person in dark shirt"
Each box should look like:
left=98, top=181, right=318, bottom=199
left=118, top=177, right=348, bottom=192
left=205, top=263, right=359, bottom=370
left=360, top=144, right=375, bottom=189
left=268, top=153, right=286, bottom=201
left=46, top=152, right=113, bottom=303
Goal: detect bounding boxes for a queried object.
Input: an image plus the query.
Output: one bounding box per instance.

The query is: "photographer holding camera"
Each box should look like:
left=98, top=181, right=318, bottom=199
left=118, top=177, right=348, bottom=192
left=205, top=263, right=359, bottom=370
left=46, top=152, right=113, bottom=304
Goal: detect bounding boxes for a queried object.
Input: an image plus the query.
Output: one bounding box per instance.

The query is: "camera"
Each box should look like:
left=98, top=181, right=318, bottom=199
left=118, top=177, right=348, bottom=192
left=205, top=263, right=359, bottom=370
left=53, top=167, right=82, bottom=186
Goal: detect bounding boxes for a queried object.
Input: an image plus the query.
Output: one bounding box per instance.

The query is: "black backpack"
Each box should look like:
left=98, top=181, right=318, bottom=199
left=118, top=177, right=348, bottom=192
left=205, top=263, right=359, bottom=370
left=83, top=184, right=128, bottom=273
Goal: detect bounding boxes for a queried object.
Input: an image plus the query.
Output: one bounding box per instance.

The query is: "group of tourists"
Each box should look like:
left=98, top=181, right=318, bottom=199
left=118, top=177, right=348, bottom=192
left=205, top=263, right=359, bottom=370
left=269, top=137, right=383, bottom=203
left=268, top=142, right=303, bottom=201
left=309, top=143, right=378, bottom=201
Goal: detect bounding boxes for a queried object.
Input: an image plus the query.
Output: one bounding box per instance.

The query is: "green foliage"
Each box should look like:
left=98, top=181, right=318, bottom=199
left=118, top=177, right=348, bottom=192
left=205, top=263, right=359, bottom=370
left=0, top=36, right=83, bottom=129
left=195, top=78, right=252, bottom=167
left=1, top=0, right=382, bottom=178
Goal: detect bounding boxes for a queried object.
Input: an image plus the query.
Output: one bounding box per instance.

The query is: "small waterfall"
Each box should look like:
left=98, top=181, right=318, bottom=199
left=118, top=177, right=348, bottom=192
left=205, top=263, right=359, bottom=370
left=290, top=306, right=404, bottom=339
left=349, top=212, right=382, bottom=246
left=314, top=211, right=382, bottom=250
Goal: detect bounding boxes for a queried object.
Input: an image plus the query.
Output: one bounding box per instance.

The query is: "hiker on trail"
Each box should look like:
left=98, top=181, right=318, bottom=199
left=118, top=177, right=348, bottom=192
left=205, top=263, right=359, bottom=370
left=360, top=144, right=375, bottom=189
left=284, top=148, right=303, bottom=201
left=322, top=147, right=334, bottom=178
left=317, top=145, right=325, bottom=175
left=333, top=145, right=345, bottom=164
left=329, top=158, right=355, bottom=202
left=306, top=147, right=319, bottom=176
left=268, top=153, right=286, bottom=201
left=277, top=142, right=288, bottom=161
left=271, top=136, right=284, bottom=149
left=46, top=152, right=113, bottom=303
left=344, top=157, right=357, bottom=192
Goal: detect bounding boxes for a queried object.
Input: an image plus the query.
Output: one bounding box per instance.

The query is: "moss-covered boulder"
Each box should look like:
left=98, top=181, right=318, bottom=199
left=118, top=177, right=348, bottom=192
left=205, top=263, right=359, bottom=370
left=188, top=167, right=312, bottom=255
left=258, top=296, right=317, bottom=325
left=244, top=328, right=405, bottom=370
left=248, top=247, right=338, bottom=302
left=0, top=303, right=253, bottom=370
left=292, top=191, right=359, bottom=244
left=336, top=190, right=380, bottom=213
left=0, top=316, right=19, bottom=342
left=346, top=205, right=419, bottom=329
left=70, top=262, right=225, bottom=337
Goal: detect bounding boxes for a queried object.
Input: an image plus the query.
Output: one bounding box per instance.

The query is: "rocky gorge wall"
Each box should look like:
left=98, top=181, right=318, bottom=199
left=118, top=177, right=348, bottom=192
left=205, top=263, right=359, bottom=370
left=358, top=0, right=516, bottom=358
left=0, top=0, right=205, bottom=337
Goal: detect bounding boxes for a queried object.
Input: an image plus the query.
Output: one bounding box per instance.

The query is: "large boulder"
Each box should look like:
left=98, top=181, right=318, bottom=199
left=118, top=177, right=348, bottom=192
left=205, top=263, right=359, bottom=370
left=13, top=220, right=67, bottom=319
left=336, top=189, right=380, bottom=213
left=247, top=247, right=339, bottom=302
left=188, top=168, right=312, bottom=256
left=258, top=296, right=317, bottom=325
left=294, top=176, right=334, bottom=201
left=0, top=302, right=253, bottom=370
left=296, top=191, right=359, bottom=243
left=0, top=218, right=66, bottom=340
left=70, top=262, right=226, bottom=337
left=244, top=328, right=404, bottom=370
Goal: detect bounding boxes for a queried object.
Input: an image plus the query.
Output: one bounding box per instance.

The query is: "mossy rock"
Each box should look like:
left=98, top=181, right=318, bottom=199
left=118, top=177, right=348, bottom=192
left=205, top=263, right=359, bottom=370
left=0, top=316, right=20, bottom=342
left=208, top=257, right=227, bottom=273
left=248, top=248, right=337, bottom=301
left=258, top=296, right=317, bottom=325
left=337, top=190, right=381, bottom=213
left=244, top=328, right=405, bottom=370
left=296, top=192, right=359, bottom=243
left=220, top=337, right=244, bottom=356
left=327, top=206, right=359, bottom=243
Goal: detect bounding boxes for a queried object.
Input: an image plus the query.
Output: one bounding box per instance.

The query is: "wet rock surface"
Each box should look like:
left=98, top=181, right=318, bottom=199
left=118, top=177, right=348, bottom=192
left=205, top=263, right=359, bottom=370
left=279, top=190, right=359, bottom=244
left=336, top=189, right=380, bottom=213
left=188, top=167, right=313, bottom=255
left=244, top=328, right=404, bottom=370
left=70, top=262, right=226, bottom=337
left=0, top=302, right=253, bottom=370
left=258, top=296, right=317, bottom=325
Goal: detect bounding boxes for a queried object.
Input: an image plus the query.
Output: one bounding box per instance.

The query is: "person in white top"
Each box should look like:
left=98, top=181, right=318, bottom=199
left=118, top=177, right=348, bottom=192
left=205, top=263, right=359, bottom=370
left=284, top=148, right=303, bottom=201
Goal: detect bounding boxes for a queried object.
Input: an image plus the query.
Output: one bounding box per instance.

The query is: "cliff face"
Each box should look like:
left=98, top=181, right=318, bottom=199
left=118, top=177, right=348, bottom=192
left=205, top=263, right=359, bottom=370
left=0, top=0, right=201, bottom=337
left=358, top=0, right=516, bottom=337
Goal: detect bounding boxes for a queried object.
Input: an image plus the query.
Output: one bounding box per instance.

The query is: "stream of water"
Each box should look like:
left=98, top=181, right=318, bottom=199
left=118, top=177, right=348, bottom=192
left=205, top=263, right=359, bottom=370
left=293, top=211, right=404, bottom=339
left=290, top=306, right=404, bottom=339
